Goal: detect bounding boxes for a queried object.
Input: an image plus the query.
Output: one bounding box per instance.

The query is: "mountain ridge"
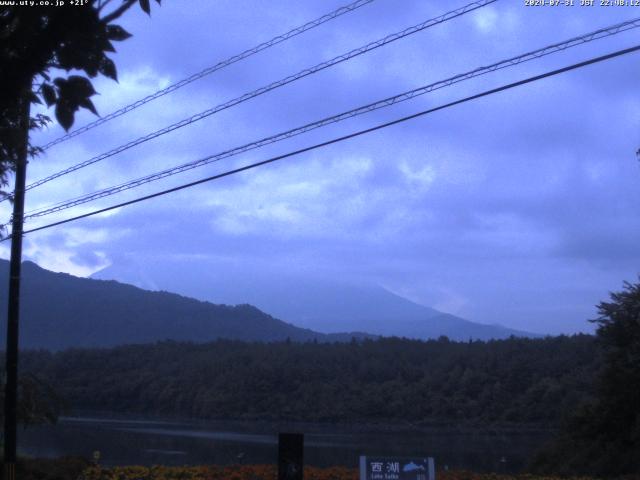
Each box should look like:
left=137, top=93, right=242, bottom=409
left=92, top=257, right=537, bottom=340
left=0, top=260, right=373, bottom=350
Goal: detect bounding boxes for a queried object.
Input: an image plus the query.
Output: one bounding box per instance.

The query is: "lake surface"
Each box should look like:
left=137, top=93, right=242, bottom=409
left=18, top=414, right=551, bottom=473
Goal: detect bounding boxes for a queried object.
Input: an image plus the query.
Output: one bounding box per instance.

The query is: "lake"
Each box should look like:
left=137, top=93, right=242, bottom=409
left=18, top=414, right=551, bottom=473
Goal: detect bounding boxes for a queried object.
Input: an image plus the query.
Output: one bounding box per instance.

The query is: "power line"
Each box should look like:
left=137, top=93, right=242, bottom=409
left=10, top=43, right=639, bottom=239
left=18, top=16, right=640, bottom=222
left=15, top=0, right=495, bottom=198
left=38, top=0, right=377, bottom=151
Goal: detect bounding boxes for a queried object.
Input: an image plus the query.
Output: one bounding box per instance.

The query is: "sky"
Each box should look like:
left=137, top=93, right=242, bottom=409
left=1, top=0, right=639, bottom=335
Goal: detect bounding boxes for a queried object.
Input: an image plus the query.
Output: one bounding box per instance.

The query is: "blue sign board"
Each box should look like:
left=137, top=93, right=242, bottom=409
left=359, top=456, right=435, bottom=480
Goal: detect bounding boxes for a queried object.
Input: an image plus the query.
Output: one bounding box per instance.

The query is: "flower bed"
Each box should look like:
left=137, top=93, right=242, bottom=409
left=81, top=465, right=605, bottom=480
left=82, top=465, right=354, bottom=480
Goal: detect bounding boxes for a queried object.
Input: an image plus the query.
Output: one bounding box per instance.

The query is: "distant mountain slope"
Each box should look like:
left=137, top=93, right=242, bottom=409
left=92, top=257, right=536, bottom=340
left=0, top=260, right=369, bottom=350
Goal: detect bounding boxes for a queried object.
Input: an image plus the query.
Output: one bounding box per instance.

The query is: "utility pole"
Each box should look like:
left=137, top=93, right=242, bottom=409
left=3, top=92, right=30, bottom=480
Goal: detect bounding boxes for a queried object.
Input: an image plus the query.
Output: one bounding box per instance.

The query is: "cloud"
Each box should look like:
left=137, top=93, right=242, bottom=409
left=2, top=1, right=638, bottom=335
left=22, top=241, right=107, bottom=277
left=472, top=7, right=499, bottom=34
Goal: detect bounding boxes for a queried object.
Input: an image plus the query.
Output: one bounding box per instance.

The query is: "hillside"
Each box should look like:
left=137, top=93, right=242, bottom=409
left=0, top=260, right=369, bottom=350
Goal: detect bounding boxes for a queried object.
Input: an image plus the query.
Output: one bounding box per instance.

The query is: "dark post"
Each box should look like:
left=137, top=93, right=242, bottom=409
left=3, top=93, right=30, bottom=480
left=278, top=432, right=304, bottom=480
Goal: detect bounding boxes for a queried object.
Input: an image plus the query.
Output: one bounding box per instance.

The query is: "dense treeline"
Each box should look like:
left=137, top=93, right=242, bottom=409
left=18, top=335, right=597, bottom=426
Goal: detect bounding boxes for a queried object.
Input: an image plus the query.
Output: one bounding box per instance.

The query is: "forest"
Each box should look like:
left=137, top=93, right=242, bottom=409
left=17, top=334, right=598, bottom=427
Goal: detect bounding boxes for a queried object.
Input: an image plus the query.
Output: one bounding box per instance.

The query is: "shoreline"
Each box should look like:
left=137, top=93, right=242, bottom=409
left=63, top=409, right=557, bottom=436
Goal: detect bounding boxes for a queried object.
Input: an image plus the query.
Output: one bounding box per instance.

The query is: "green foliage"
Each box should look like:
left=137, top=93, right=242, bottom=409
left=0, top=0, right=160, bottom=192
left=531, top=280, right=640, bottom=477
left=19, top=335, right=598, bottom=427
left=0, top=372, right=65, bottom=426
left=592, top=280, right=640, bottom=446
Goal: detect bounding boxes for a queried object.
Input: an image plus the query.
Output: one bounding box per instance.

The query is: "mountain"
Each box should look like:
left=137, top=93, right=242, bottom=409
left=0, top=260, right=371, bottom=350
left=92, top=257, right=536, bottom=340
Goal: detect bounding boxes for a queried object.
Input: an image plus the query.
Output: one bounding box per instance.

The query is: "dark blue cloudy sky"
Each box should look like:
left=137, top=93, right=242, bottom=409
left=2, top=0, right=639, bottom=334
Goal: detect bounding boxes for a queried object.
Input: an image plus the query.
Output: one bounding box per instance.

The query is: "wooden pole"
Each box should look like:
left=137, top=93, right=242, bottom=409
left=3, top=92, right=30, bottom=479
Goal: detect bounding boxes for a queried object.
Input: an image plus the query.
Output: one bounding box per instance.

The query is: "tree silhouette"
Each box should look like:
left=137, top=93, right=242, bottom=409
left=533, top=280, right=640, bottom=476
left=589, top=281, right=640, bottom=459
left=0, top=0, right=160, bottom=195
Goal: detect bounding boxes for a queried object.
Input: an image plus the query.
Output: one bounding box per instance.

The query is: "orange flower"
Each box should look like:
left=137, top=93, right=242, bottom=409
left=81, top=464, right=606, bottom=480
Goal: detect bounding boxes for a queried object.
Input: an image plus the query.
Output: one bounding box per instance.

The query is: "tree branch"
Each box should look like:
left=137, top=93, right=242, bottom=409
left=97, top=0, right=116, bottom=13
left=101, top=0, right=137, bottom=24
